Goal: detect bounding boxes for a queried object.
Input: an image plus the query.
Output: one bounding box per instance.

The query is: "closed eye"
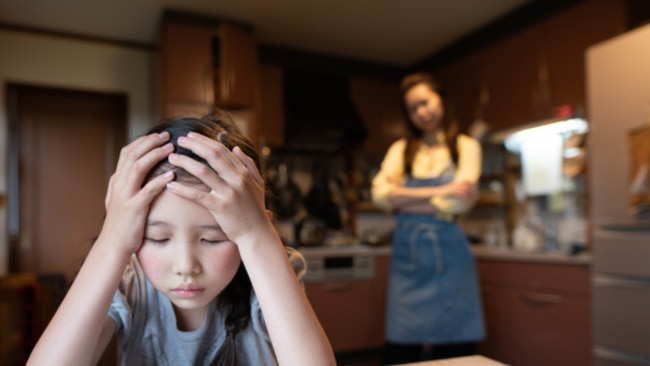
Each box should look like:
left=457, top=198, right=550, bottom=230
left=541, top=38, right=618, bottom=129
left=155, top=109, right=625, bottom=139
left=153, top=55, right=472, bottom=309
left=145, top=238, right=169, bottom=244
left=201, top=239, right=227, bottom=245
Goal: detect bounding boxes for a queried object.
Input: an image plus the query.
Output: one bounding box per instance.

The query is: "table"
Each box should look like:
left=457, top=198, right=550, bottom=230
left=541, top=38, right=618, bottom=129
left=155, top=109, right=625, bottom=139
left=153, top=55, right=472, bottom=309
left=394, top=355, right=508, bottom=365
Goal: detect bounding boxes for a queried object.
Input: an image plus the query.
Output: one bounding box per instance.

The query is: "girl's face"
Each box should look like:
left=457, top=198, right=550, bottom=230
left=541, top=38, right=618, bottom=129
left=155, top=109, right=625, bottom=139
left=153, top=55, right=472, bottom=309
left=137, top=188, right=241, bottom=329
left=404, top=83, right=445, bottom=135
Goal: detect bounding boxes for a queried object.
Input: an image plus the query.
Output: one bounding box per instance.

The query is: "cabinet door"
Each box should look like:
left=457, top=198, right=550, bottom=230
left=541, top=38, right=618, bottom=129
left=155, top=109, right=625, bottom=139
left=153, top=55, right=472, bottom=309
left=306, top=280, right=384, bottom=353
left=160, top=22, right=214, bottom=106
left=216, top=23, right=258, bottom=108
left=480, top=285, right=591, bottom=366
left=258, top=64, right=284, bottom=147
left=544, top=0, right=626, bottom=112
left=480, top=24, right=545, bottom=131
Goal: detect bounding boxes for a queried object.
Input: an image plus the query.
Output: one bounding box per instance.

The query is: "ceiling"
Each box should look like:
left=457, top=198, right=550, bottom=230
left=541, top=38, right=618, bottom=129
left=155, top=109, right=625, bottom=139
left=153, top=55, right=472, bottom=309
left=0, top=0, right=534, bottom=67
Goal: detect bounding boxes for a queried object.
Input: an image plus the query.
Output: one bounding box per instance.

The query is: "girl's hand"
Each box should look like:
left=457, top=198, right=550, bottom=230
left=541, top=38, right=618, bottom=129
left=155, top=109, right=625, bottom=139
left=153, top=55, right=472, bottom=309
left=165, top=132, right=270, bottom=246
left=100, top=132, right=175, bottom=255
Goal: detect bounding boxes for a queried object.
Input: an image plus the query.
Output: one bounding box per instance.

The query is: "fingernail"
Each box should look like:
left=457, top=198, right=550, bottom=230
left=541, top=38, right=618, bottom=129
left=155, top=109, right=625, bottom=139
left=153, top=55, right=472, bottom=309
left=158, top=131, right=170, bottom=139
left=162, top=143, right=174, bottom=151
left=168, top=153, right=177, bottom=162
left=178, top=136, right=187, bottom=144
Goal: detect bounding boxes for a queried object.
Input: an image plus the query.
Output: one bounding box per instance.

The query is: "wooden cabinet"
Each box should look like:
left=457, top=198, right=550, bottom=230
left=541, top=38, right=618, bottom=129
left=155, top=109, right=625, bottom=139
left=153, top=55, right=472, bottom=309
left=477, top=259, right=591, bottom=366
left=305, top=254, right=389, bottom=353
left=434, top=0, right=626, bottom=133
left=544, top=0, right=626, bottom=113
left=160, top=22, right=214, bottom=118
left=350, top=76, right=405, bottom=154
left=159, top=19, right=259, bottom=119
left=214, top=23, right=258, bottom=108
left=258, top=64, right=285, bottom=147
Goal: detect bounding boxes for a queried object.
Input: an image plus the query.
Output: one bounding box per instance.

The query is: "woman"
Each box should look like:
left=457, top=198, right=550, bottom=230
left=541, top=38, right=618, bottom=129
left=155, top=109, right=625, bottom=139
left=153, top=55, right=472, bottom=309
left=371, top=72, right=485, bottom=363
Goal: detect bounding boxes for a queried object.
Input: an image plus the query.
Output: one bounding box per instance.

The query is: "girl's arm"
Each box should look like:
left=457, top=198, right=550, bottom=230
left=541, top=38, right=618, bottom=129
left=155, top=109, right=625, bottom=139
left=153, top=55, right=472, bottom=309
left=27, top=133, right=174, bottom=366
left=166, top=133, right=336, bottom=366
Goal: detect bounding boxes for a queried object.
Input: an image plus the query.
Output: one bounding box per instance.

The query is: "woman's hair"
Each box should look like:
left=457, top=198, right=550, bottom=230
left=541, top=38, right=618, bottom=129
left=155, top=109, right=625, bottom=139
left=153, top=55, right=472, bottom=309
left=145, top=111, right=260, bottom=366
left=400, top=72, right=459, bottom=174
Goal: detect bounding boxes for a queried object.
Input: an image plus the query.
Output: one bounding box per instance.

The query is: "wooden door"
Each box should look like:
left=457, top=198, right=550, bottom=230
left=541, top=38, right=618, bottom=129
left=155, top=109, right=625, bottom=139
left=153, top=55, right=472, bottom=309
left=8, top=85, right=127, bottom=282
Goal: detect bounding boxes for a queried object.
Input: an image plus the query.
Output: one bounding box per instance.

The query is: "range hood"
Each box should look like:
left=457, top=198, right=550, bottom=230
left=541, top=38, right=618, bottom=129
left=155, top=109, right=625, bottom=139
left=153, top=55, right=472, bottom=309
left=282, top=69, right=368, bottom=152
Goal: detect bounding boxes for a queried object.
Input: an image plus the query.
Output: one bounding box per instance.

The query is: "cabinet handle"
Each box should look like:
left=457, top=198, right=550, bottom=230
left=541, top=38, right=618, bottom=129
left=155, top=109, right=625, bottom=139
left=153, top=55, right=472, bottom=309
left=521, top=292, right=563, bottom=305
left=322, top=282, right=354, bottom=292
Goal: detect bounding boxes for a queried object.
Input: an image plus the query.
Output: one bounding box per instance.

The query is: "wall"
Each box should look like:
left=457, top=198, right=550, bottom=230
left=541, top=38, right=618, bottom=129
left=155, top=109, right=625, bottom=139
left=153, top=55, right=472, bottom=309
left=0, top=29, right=154, bottom=275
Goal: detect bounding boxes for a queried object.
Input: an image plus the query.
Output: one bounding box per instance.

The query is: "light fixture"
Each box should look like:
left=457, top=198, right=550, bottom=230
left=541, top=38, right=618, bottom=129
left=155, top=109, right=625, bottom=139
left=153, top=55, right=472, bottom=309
left=490, top=117, right=589, bottom=153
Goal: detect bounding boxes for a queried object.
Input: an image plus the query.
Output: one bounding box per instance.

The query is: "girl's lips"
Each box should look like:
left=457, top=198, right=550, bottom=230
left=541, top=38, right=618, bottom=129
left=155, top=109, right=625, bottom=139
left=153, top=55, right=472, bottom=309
left=173, top=285, right=205, bottom=298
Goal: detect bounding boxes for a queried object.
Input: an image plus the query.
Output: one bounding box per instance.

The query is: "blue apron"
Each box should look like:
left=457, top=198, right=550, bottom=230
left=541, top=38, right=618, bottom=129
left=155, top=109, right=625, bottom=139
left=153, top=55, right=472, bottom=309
left=385, top=172, right=485, bottom=344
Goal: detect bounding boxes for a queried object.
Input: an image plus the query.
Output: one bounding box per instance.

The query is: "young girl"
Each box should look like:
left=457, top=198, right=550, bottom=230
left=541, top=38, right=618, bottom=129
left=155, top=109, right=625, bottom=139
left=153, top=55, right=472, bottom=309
left=27, top=113, right=336, bottom=365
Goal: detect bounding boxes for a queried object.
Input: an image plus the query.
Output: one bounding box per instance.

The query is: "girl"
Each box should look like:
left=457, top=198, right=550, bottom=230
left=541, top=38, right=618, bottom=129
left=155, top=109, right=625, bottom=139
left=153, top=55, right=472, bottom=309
left=372, top=72, right=485, bottom=363
left=27, top=113, right=336, bottom=365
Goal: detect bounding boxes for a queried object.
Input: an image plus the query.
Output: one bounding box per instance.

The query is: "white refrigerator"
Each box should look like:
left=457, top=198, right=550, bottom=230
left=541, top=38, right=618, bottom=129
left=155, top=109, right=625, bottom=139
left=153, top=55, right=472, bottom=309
left=587, top=23, right=650, bottom=365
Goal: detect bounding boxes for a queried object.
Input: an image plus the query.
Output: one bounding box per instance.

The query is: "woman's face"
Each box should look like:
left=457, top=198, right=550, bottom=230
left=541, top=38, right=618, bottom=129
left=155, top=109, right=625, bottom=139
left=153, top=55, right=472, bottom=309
left=137, top=188, right=241, bottom=329
left=404, top=83, right=445, bottom=135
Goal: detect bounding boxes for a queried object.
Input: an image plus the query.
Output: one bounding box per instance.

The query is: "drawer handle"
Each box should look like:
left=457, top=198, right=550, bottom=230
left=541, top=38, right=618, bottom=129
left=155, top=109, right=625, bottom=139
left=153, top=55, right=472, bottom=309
left=521, top=292, right=563, bottom=305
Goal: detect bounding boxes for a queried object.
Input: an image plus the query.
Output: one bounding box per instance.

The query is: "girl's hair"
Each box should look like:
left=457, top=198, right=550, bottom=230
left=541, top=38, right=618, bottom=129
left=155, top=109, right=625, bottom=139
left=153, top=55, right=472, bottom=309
left=145, top=111, right=261, bottom=365
left=400, top=72, right=459, bottom=175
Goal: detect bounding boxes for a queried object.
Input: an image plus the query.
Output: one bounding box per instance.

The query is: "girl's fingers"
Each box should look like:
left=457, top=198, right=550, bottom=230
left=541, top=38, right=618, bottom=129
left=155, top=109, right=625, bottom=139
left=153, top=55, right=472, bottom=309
left=233, top=146, right=264, bottom=187
left=115, top=132, right=170, bottom=173
left=177, top=134, right=248, bottom=182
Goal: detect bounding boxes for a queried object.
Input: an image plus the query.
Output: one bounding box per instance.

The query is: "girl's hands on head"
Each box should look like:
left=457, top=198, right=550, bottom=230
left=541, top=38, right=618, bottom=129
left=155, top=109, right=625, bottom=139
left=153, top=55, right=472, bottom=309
left=165, top=132, right=270, bottom=246
left=100, top=132, right=175, bottom=256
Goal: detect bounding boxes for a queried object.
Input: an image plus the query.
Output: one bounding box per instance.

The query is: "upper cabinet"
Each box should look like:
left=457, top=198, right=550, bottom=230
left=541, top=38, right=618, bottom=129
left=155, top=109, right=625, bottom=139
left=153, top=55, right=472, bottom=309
left=214, top=23, right=259, bottom=108
left=434, top=0, right=627, bottom=133
left=159, top=17, right=259, bottom=119
left=160, top=22, right=214, bottom=117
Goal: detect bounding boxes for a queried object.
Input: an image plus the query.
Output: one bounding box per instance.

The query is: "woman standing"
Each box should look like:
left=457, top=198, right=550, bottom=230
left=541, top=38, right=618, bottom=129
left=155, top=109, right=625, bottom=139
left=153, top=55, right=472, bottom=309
left=371, top=72, right=485, bottom=364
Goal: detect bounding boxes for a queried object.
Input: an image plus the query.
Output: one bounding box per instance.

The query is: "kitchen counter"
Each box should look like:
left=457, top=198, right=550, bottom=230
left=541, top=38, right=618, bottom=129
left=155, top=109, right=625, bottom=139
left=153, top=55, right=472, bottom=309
left=296, top=243, right=591, bottom=265
left=296, top=244, right=392, bottom=257
left=471, top=244, right=592, bottom=266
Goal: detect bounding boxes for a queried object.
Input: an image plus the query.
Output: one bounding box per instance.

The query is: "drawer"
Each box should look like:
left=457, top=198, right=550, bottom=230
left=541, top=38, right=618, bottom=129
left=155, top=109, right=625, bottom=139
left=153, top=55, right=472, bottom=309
left=477, top=259, right=590, bottom=294
left=593, top=229, right=650, bottom=278
left=593, top=274, right=650, bottom=358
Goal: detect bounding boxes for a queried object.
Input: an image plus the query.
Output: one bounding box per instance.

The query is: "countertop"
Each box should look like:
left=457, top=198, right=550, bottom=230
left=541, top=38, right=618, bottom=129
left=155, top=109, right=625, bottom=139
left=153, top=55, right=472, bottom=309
left=296, top=243, right=592, bottom=265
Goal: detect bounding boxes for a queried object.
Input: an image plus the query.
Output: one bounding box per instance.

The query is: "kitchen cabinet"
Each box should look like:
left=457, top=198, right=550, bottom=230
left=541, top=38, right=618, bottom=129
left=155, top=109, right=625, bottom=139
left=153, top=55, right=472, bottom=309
left=305, top=254, right=389, bottom=353
left=477, top=259, right=591, bottom=366
left=214, top=23, right=258, bottom=109
left=159, top=18, right=259, bottom=119
left=258, top=64, right=285, bottom=147
left=433, top=0, right=626, bottom=133
left=159, top=21, right=214, bottom=118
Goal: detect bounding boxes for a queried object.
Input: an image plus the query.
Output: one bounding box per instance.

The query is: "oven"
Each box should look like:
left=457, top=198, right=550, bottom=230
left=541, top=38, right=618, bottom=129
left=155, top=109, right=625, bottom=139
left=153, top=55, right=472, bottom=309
left=300, top=248, right=376, bottom=283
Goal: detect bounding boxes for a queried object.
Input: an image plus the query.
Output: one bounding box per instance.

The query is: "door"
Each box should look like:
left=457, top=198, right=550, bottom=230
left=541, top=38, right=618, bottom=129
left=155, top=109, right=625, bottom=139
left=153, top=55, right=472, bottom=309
left=7, top=85, right=127, bottom=282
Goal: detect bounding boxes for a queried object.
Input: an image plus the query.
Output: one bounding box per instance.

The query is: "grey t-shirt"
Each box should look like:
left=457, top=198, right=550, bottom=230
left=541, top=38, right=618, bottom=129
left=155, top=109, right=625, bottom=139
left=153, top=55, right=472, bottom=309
left=109, top=248, right=306, bottom=366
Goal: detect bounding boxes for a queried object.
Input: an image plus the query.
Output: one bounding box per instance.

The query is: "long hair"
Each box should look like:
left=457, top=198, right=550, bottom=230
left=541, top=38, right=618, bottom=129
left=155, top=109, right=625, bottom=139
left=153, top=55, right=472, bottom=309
left=145, top=111, right=262, bottom=365
left=400, top=72, right=459, bottom=175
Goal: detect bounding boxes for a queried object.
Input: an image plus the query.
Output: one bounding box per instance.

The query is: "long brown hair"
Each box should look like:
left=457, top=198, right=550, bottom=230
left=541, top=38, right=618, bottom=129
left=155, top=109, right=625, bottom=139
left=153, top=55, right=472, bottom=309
left=400, top=72, right=459, bottom=175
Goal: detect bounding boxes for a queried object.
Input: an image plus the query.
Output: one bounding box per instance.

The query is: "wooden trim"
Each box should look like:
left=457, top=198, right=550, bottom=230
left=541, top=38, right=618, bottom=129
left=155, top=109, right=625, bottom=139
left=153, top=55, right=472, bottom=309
left=0, top=21, right=156, bottom=51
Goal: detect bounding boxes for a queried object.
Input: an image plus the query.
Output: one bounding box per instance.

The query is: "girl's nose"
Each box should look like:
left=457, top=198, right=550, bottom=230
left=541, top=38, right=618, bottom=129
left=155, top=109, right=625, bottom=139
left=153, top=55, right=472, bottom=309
left=173, top=246, right=201, bottom=276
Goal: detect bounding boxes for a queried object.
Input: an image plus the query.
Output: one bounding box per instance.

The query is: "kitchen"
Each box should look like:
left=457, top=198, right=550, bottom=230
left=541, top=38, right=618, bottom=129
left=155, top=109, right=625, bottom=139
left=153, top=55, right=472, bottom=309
left=1, top=0, right=650, bottom=365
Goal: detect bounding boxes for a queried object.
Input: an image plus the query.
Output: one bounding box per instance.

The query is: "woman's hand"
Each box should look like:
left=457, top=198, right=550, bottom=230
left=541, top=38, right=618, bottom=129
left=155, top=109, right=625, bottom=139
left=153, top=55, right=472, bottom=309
left=100, top=132, right=174, bottom=255
left=441, top=180, right=476, bottom=201
left=165, top=132, right=270, bottom=246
